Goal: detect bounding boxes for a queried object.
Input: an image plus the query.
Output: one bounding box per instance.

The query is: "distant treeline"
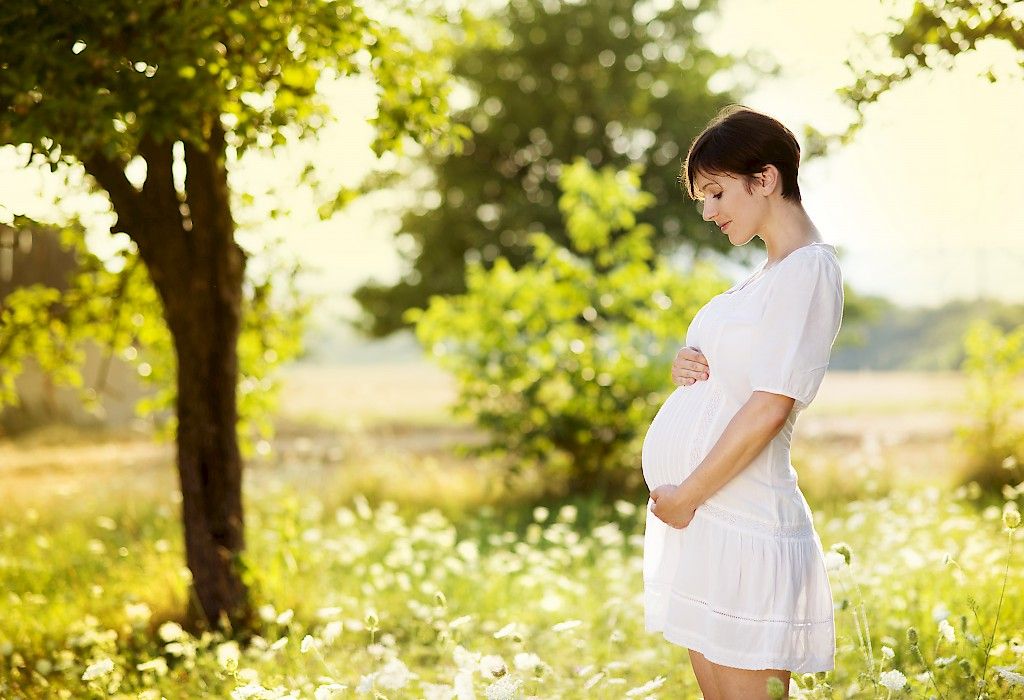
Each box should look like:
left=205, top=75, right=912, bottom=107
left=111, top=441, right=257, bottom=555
left=831, top=296, right=1024, bottom=371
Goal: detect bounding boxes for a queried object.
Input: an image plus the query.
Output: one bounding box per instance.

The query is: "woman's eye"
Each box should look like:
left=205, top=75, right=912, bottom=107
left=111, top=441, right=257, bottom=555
left=713, top=193, right=722, bottom=199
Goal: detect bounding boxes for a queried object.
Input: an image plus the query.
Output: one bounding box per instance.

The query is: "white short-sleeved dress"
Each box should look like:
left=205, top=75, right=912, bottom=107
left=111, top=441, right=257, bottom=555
left=641, top=242, right=843, bottom=673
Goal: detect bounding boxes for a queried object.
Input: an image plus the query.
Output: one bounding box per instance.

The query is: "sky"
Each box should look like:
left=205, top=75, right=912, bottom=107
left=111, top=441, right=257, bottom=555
left=2, top=0, right=1024, bottom=339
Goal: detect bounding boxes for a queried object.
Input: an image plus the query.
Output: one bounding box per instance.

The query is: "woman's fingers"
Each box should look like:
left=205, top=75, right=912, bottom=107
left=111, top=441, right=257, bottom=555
left=671, top=347, right=710, bottom=385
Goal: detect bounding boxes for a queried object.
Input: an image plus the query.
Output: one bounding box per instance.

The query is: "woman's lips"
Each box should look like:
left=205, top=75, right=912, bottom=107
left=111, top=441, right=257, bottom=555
left=721, top=221, right=731, bottom=231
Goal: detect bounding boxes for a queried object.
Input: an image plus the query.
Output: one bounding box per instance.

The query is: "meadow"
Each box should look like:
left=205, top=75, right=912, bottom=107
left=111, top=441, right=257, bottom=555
left=0, top=364, right=1021, bottom=699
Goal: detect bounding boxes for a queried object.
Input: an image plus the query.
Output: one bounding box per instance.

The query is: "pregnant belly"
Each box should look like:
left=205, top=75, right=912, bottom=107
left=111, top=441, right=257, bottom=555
left=641, top=380, right=722, bottom=491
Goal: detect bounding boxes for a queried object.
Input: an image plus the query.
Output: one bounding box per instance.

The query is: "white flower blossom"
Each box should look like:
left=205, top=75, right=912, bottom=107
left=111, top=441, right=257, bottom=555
left=938, top=619, right=955, bottom=643
left=136, top=657, right=169, bottom=676
left=376, top=658, right=414, bottom=690
left=513, top=652, right=542, bottom=672
left=217, top=641, right=241, bottom=671
left=479, top=654, right=507, bottom=677
left=879, top=669, right=907, bottom=691
left=485, top=674, right=523, bottom=700
left=823, top=551, right=847, bottom=571
left=314, top=683, right=347, bottom=700
left=551, top=619, right=582, bottom=632
left=81, top=658, right=114, bottom=681
left=626, top=675, right=666, bottom=696
left=454, top=669, right=475, bottom=700
left=421, top=682, right=455, bottom=700
left=158, top=621, right=185, bottom=642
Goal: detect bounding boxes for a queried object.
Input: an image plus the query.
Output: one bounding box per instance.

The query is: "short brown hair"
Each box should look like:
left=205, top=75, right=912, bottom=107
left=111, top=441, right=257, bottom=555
left=681, top=105, right=802, bottom=203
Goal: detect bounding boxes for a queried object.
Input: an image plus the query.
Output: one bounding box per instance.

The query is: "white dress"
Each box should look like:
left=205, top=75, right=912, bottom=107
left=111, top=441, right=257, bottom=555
left=641, top=242, right=843, bottom=673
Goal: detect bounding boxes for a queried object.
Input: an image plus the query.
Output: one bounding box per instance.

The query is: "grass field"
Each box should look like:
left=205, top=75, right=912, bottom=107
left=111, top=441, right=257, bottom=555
left=0, top=364, right=1021, bottom=698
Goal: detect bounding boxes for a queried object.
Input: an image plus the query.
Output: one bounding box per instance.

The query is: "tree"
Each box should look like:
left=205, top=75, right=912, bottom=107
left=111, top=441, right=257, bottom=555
left=0, top=0, right=458, bottom=632
left=809, top=0, right=1024, bottom=153
left=410, top=159, right=728, bottom=493
left=353, top=0, right=753, bottom=337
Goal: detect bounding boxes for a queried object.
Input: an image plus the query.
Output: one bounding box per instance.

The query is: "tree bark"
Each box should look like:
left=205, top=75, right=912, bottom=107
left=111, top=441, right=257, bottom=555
left=84, top=122, right=254, bottom=633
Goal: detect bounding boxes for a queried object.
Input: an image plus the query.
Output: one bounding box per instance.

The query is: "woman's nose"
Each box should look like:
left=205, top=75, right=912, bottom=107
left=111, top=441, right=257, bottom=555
left=701, top=202, right=715, bottom=221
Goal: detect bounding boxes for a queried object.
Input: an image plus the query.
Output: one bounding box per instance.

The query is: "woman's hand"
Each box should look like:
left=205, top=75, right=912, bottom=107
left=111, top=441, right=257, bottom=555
left=649, top=484, right=699, bottom=529
left=672, top=346, right=709, bottom=386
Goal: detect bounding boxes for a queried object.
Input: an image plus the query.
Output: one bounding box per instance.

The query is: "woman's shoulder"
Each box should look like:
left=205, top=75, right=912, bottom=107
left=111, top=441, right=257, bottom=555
left=775, top=243, right=841, bottom=277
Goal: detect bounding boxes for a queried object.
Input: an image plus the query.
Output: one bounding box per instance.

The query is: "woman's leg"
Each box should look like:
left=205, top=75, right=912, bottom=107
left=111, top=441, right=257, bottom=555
left=687, top=649, right=723, bottom=700
left=709, top=661, right=790, bottom=700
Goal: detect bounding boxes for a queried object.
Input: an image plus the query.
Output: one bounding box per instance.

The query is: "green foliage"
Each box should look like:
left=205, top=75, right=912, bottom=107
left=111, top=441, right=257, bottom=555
left=354, top=0, right=750, bottom=337
left=0, top=0, right=459, bottom=166
left=0, top=220, right=309, bottom=456
left=831, top=0, right=1024, bottom=148
left=408, top=159, right=728, bottom=490
left=955, top=318, right=1024, bottom=491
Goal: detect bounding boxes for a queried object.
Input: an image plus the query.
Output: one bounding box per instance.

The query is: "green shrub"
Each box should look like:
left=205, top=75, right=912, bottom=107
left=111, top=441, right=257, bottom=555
left=954, top=318, right=1024, bottom=491
left=407, top=159, right=727, bottom=493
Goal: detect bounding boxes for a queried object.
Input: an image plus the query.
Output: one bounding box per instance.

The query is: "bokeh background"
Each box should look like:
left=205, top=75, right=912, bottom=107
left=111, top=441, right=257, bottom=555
left=1, top=0, right=1022, bottom=698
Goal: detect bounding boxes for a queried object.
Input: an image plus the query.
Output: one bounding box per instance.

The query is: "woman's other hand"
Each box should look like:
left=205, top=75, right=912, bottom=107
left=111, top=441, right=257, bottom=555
left=671, top=346, right=709, bottom=386
left=649, top=484, right=698, bottom=529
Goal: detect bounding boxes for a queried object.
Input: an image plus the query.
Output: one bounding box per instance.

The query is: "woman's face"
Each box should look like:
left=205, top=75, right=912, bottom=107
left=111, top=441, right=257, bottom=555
left=693, top=169, right=769, bottom=246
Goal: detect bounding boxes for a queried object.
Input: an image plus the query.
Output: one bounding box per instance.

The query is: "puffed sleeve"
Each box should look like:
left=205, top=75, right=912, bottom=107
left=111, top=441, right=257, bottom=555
left=749, top=249, right=844, bottom=412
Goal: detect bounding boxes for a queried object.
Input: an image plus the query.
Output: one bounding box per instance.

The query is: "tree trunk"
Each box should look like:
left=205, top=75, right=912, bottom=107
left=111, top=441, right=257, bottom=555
left=84, top=121, right=254, bottom=633
left=164, top=255, right=251, bottom=632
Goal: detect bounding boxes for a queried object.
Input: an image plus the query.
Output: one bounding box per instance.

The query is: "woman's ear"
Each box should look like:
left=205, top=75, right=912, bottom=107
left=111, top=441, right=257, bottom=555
left=757, top=165, right=780, bottom=196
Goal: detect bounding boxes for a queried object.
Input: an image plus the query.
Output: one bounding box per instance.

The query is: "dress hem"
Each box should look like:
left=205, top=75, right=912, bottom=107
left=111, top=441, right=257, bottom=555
left=649, top=621, right=836, bottom=673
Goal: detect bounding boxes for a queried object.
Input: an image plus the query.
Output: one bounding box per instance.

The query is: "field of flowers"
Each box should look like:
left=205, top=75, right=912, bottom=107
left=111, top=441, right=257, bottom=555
left=0, top=466, right=1021, bottom=699
left=2, top=366, right=1023, bottom=699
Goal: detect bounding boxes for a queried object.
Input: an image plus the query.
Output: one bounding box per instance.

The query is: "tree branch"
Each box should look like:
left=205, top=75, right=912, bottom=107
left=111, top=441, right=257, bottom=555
left=81, top=152, right=144, bottom=240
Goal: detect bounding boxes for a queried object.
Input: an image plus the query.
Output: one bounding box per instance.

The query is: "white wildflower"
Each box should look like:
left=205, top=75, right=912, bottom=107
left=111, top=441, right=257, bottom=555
left=626, top=675, right=667, bottom=696
left=136, top=657, right=169, bottom=676
left=300, top=635, right=316, bottom=654
left=938, top=619, right=955, bottom=643
left=81, top=657, right=114, bottom=681
left=275, top=609, right=294, bottom=625
left=551, top=619, right=582, bottom=633
left=995, top=666, right=1024, bottom=686
left=314, top=683, right=347, bottom=700
left=95, top=516, right=117, bottom=531
left=583, top=671, right=605, bottom=690
left=217, top=641, right=241, bottom=671
left=513, top=652, right=542, bottom=672
left=355, top=673, right=376, bottom=695
left=454, top=669, right=476, bottom=700
left=231, top=681, right=273, bottom=699
left=158, top=621, right=185, bottom=642
left=479, top=654, right=507, bottom=677
left=878, top=669, right=907, bottom=691
left=614, top=500, right=636, bottom=517
left=454, top=644, right=481, bottom=670
left=124, top=602, right=152, bottom=627
left=931, top=603, right=951, bottom=622
left=823, top=551, right=847, bottom=571
left=322, top=620, right=344, bottom=645
left=450, top=614, right=473, bottom=629
left=881, top=645, right=895, bottom=660
left=493, top=622, right=524, bottom=640
left=422, top=682, right=456, bottom=700
left=485, top=674, right=523, bottom=700
left=376, top=658, right=414, bottom=690
left=258, top=604, right=277, bottom=622
left=532, top=506, right=549, bottom=522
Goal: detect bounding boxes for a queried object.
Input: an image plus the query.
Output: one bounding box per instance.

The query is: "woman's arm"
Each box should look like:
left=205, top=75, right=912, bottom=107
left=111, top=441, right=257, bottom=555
left=650, top=391, right=794, bottom=528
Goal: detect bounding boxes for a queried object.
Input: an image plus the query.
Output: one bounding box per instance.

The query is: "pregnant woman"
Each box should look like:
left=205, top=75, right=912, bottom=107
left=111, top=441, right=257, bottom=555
left=641, top=105, right=844, bottom=699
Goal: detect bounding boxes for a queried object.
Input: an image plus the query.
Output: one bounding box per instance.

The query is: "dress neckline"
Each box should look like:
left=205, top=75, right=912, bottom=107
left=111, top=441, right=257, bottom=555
left=724, top=242, right=836, bottom=295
